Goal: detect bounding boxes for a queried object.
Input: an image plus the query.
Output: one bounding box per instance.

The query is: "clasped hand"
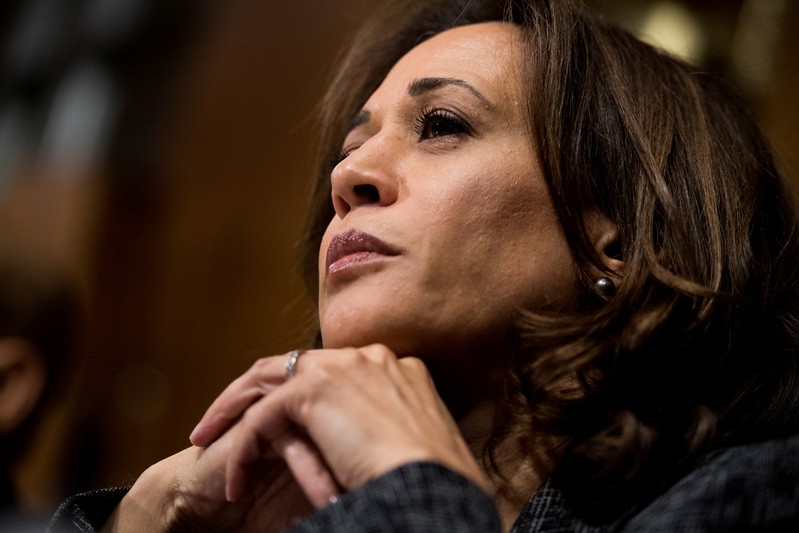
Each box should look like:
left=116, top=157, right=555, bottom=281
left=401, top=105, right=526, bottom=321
left=181, top=343, right=488, bottom=529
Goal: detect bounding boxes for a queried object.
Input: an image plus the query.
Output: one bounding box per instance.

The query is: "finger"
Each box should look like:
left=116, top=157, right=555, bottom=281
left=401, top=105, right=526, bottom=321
left=225, top=386, right=295, bottom=502
left=397, top=356, right=440, bottom=399
left=396, top=355, right=431, bottom=381
left=272, top=429, right=342, bottom=509
left=398, top=356, right=459, bottom=424
left=191, top=355, right=287, bottom=446
left=224, top=345, right=430, bottom=497
left=358, top=344, right=427, bottom=384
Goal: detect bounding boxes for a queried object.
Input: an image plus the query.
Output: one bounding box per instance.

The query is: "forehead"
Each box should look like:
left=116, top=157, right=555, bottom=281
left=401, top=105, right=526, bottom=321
left=367, top=22, right=524, bottom=107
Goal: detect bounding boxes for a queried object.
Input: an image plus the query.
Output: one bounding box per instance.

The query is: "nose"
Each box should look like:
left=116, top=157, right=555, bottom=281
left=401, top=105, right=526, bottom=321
left=330, top=136, right=400, bottom=218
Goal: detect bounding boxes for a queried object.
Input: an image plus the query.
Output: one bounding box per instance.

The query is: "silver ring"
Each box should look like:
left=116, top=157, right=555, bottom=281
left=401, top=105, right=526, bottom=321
left=285, top=349, right=306, bottom=380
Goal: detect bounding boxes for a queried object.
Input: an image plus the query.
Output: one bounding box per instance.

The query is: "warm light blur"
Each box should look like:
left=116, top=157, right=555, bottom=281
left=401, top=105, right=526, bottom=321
left=639, top=1, right=704, bottom=63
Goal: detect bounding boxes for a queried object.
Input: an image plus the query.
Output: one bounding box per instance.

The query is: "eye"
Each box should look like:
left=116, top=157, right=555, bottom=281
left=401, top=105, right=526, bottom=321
left=414, top=107, right=472, bottom=140
left=331, top=149, right=352, bottom=168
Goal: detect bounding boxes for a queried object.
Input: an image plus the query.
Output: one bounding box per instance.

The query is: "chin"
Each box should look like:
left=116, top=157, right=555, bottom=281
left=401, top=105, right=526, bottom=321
left=319, top=293, right=398, bottom=346
left=319, top=313, right=428, bottom=356
left=320, top=322, right=402, bottom=352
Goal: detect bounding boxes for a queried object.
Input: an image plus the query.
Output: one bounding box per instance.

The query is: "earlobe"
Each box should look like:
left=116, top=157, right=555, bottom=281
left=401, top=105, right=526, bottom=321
left=0, top=338, right=46, bottom=434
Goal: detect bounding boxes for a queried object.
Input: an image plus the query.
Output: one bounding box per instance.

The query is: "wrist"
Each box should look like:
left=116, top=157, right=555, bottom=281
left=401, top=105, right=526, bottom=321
left=102, top=453, right=185, bottom=533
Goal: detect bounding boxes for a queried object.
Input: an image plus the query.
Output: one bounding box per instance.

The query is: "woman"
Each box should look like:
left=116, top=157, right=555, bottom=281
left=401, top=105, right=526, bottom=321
left=51, top=0, right=799, bottom=531
left=0, top=250, right=79, bottom=531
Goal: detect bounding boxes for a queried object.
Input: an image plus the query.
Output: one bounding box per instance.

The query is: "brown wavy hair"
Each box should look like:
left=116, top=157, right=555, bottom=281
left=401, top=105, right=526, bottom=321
left=299, top=0, right=799, bottom=521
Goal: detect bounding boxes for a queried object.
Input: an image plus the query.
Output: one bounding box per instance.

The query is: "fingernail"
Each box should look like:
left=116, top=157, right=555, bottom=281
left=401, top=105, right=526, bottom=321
left=189, top=422, right=206, bottom=445
left=328, top=495, right=339, bottom=505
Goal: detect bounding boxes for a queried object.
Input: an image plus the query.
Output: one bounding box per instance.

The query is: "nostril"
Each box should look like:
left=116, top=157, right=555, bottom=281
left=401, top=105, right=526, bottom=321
left=353, top=184, right=380, bottom=203
left=332, top=195, right=350, bottom=218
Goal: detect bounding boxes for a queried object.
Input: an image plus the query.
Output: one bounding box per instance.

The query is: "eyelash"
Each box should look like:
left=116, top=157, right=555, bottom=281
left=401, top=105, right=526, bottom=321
left=333, top=107, right=472, bottom=167
left=413, top=107, right=472, bottom=140
left=332, top=150, right=350, bottom=168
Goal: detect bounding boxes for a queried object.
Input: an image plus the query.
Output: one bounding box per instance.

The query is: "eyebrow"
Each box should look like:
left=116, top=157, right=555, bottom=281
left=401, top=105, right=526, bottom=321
left=407, top=77, right=491, bottom=107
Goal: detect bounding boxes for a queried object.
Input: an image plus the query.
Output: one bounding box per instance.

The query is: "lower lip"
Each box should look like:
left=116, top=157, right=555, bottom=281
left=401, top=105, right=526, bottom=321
left=327, top=252, right=392, bottom=276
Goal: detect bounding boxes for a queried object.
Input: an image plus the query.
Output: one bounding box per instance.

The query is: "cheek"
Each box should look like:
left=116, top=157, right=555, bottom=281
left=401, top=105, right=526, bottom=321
left=424, top=165, right=553, bottom=258
left=420, top=165, right=576, bottom=305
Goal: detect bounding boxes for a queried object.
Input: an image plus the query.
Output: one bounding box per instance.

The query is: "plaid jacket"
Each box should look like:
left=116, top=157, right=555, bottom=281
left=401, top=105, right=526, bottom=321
left=50, top=434, right=799, bottom=532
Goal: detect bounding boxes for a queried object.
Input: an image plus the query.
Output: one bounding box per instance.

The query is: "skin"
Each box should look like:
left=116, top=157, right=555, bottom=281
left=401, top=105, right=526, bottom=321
left=0, top=338, right=45, bottom=434
left=318, top=22, right=578, bottom=368
left=105, top=22, right=614, bottom=532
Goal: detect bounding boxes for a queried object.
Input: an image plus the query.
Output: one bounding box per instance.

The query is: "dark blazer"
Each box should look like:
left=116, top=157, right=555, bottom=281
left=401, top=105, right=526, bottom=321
left=50, top=434, right=799, bottom=532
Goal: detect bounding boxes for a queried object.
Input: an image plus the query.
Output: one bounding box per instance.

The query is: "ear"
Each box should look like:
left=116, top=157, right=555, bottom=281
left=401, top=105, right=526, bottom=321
left=585, top=211, right=624, bottom=278
left=0, top=338, right=46, bottom=435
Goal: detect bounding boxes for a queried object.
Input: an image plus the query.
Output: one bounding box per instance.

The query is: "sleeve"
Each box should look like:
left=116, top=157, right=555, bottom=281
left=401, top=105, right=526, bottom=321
left=622, top=435, right=799, bottom=531
left=288, top=461, right=502, bottom=533
left=47, top=487, right=131, bottom=533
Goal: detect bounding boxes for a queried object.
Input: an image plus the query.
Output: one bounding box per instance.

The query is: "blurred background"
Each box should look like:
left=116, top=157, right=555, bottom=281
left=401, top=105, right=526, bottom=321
left=0, top=0, right=796, bottom=522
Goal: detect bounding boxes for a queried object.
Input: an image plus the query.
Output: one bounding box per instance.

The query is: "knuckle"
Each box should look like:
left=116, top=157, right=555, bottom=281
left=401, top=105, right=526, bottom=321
left=362, top=343, right=396, bottom=364
left=401, top=356, right=427, bottom=372
left=250, top=355, right=275, bottom=374
left=340, top=347, right=369, bottom=366
left=300, top=360, right=336, bottom=390
left=366, top=342, right=391, bottom=354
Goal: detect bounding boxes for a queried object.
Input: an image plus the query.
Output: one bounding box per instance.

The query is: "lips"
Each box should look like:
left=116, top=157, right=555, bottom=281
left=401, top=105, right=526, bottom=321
left=325, top=229, right=400, bottom=275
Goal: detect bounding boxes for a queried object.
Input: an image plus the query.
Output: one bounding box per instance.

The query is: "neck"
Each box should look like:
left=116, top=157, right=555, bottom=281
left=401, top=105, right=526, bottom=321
left=454, top=392, right=557, bottom=532
left=424, top=341, right=559, bottom=531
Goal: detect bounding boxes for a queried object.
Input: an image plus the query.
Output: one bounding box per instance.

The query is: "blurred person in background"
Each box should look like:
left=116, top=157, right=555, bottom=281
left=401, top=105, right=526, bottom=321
left=0, top=247, right=79, bottom=532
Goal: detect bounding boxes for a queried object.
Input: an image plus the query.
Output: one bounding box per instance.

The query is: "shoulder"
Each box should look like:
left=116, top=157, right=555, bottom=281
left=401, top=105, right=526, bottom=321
left=624, top=434, right=799, bottom=531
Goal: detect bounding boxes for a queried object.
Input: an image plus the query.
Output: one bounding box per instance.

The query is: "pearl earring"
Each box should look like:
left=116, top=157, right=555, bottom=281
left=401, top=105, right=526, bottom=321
left=593, top=277, right=616, bottom=299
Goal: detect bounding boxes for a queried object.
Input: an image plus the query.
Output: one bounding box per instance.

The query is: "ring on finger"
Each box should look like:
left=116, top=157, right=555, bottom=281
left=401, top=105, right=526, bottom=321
left=285, top=349, right=306, bottom=380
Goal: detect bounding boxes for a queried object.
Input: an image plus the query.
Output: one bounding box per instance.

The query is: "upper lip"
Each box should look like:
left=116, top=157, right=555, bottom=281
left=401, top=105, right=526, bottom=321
left=325, top=229, right=400, bottom=272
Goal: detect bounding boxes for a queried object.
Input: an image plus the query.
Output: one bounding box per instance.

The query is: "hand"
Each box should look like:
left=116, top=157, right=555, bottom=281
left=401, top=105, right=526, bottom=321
left=190, top=344, right=491, bottom=506
left=104, top=418, right=313, bottom=532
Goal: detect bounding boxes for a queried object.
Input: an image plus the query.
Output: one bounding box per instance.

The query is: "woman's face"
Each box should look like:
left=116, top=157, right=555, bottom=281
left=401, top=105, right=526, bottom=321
left=318, top=22, right=578, bottom=360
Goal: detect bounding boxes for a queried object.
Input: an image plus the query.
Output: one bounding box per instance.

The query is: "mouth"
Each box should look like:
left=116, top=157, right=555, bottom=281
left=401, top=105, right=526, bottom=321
left=325, top=229, right=400, bottom=275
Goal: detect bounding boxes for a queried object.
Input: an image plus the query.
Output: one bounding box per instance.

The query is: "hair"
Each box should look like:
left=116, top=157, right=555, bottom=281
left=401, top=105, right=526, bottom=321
left=299, top=0, right=799, bottom=522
